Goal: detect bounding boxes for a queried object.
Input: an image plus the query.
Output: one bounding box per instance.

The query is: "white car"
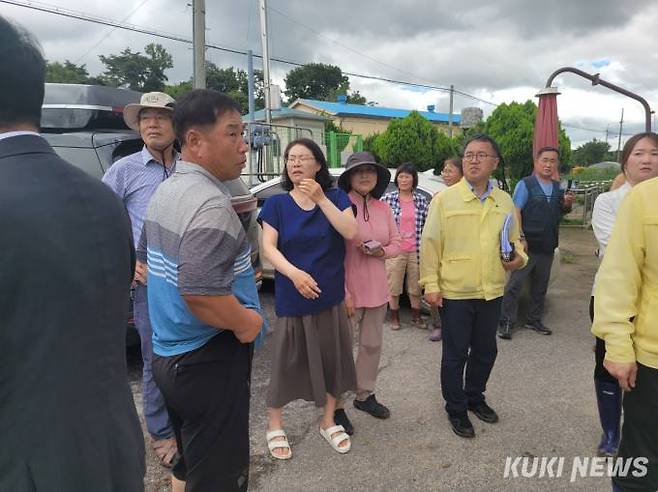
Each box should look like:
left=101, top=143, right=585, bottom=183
left=250, top=167, right=447, bottom=280
left=251, top=168, right=559, bottom=289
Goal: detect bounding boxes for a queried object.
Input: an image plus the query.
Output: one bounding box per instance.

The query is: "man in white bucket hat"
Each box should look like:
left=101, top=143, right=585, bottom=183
left=102, top=91, right=179, bottom=467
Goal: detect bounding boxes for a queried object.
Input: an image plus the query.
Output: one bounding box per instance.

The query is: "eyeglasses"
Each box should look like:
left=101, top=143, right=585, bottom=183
left=463, top=152, right=495, bottom=161
left=285, top=155, right=315, bottom=164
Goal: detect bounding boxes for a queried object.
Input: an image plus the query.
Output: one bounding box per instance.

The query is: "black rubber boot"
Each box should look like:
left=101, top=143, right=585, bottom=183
left=594, top=379, right=622, bottom=456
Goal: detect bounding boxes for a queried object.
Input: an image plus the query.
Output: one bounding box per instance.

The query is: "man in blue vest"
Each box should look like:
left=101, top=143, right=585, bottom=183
left=497, top=146, right=573, bottom=340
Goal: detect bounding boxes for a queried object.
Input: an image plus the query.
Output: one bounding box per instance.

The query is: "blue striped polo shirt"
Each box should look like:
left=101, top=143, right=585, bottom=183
left=136, top=160, right=252, bottom=356
left=102, top=146, right=177, bottom=248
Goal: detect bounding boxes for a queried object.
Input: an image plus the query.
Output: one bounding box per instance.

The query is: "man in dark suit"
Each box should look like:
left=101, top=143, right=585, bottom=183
left=0, top=16, right=145, bottom=491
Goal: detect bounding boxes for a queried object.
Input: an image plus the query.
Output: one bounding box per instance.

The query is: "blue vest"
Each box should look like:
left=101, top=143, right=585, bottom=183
left=521, top=176, right=563, bottom=254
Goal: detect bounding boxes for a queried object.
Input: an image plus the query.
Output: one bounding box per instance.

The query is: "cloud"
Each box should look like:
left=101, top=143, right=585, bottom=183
left=3, top=0, right=657, bottom=147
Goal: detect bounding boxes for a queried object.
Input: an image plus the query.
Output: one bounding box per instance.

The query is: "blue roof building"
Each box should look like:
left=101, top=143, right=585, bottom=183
left=289, top=96, right=462, bottom=137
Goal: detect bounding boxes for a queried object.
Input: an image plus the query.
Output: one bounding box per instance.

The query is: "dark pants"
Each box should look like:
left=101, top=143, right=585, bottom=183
left=134, top=284, right=173, bottom=439
left=500, top=251, right=553, bottom=325
left=152, top=331, right=252, bottom=491
left=589, top=297, right=617, bottom=384
left=613, top=363, right=658, bottom=492
left=440, top=297, right=502, bottom=416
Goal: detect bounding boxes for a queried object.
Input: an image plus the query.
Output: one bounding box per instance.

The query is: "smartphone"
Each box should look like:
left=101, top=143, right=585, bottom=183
left=363, top=240, right=382, bottom=253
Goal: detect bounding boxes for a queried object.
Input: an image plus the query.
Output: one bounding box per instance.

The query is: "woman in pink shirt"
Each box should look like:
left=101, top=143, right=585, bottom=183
left=337, top=152, right=401, bottom=425
left=382, top=163, right=429, bottom=329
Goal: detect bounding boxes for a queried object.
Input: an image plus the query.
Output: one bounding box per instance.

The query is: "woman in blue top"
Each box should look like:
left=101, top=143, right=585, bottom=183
left=259, top=138, right=358, bottom=459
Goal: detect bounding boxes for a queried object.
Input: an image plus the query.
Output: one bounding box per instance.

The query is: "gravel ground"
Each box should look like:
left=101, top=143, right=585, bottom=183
left=133, top=227, right=612, bottom=491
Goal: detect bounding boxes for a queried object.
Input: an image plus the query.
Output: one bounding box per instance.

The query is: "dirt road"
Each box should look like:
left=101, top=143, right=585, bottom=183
left=133, top=227, right=608, bottom=491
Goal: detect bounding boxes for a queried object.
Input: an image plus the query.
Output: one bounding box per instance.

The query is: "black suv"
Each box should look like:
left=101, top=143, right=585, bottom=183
left=41, top=84, right=261, bottom=343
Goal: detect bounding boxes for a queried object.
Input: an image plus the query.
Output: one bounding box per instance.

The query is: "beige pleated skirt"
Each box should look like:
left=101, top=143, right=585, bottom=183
left=266, top=303, right=357, bottom=408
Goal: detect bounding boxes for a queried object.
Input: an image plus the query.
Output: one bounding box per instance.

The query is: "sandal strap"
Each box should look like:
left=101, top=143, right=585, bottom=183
left=321, top=425, right=350, bottom=447
left=266, top=429, right=291, bottom=453
left=322, top=425, right=345, bottom=436
left=268, top=440, right=291, bottom=451
left=266, top=429, right=288, bottom=441
left=329, top=431, right=349, bottom=447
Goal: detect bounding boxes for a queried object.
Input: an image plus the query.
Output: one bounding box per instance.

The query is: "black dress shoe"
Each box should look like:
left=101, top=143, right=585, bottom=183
left=525, top=320, right=552, bottom=335
left=353, top=394, right=390, bottom=419
left=498, top=320, right=513, bottom=340
left=468, top=401, right=499, bottom=423
left=334, top=409, right=354, bottom=435
left=448, top=413, right=475, bottom=438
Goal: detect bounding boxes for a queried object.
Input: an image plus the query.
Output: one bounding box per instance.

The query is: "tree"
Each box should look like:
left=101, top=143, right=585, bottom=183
left=283, top=63, right=369, bottom=104
left=346, top=90, right=367, bottom=105
left=141, top=44, right=173, bottom=92
left=363, top=132, right=380, bottom=160
left=571, top=139, right=612, bottom=166
left=99, top=43, right=173, bottom=92
left=164, top=80, right=193, bottom=100
left=164, top=63, right=264, bottom=113
left=206, top=63, right=264, bottom=112
left=46, top=60, right=91, bottom=84
left=483, top=100, right=571, bottom=183
left=374, top=111, right=459, bottom=172
left=284, top=63, right=346, bottom=101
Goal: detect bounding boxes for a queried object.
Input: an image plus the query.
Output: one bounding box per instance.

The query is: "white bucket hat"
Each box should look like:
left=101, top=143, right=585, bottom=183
left=123, top=92, right=175, bottom=132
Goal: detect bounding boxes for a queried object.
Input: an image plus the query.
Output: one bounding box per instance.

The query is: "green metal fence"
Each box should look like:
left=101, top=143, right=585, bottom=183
left=325, top=131, right=364, bottom=167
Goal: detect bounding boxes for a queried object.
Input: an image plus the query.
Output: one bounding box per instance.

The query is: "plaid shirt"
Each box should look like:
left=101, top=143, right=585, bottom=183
left=381, top=190, right=429, bottom=254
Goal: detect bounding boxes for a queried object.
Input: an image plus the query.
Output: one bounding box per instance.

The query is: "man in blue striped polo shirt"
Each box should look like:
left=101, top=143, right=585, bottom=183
left=102, top=91, right=178, bottom=467
left=138, top=89, right=263, bottom=491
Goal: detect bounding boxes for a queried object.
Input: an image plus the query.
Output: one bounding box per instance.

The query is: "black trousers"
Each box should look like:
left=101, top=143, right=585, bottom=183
left=152, top=331, right=252, bottom=492
left=500, top=251, right=553, bottom=324
left=440, top=297, right=502, bottom=416
left=613, top=363, right=658, bottom=492
left=589, top=296, right=617, bottom=384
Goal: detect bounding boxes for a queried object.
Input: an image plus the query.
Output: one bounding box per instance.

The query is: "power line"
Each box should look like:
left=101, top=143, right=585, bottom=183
left=1, top=0, right=636, bottom=136
left=267, top=4, right=431, bottom=86
left=74, top=0, right=153, bottom=64
left=1, top=0, right=492, bottom=105
left=561, top=122, right=634, bottom=136
left=265, top=4, right=501, bottom=108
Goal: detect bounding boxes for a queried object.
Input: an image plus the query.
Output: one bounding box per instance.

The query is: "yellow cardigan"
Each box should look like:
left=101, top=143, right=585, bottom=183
left=592, top=177, right=658, bottom=369
left=419, top=178, right=527, bottom=300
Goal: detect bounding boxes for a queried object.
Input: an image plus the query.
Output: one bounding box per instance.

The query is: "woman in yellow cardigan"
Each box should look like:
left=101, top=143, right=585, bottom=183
left=592, top=140, right=658, bottom=491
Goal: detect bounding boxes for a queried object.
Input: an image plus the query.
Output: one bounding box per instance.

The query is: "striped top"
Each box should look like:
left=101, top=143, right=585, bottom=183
left=381, top=190, right=429, bottom=254
left=137, top=160, right=251, bottom=356
left=102, top=146, right=177, bottom=248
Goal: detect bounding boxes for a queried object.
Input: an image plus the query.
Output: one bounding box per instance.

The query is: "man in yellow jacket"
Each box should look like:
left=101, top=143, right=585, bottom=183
left=420, top=134, right=527, bottom=439
left=592, top=176, right=658, bottom=491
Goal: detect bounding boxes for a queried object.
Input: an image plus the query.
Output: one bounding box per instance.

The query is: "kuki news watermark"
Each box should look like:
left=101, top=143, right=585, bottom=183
left=503, top=456, right=648, bottom=482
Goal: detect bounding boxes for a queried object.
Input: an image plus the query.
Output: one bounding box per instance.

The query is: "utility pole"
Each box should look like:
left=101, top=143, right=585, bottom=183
left=616, top=108, right=624, bottom=162
left=258, top=0, right=272, bottom=124
left=605, top=124, right=609, bottom=144
left=247, top=50, right=256, bottom=187
left=192, top=0, right=206, bottom=89
left=448, top=84, right=454, bottom=138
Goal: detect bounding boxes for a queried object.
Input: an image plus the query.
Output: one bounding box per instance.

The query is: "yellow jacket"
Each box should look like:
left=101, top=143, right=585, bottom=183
left=592, top=177, right=658, bottom=368
left=419, top=178, right=527, bottom=300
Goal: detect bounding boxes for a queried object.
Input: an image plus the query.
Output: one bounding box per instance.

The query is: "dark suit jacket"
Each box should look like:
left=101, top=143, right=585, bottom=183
left=0, top=135, right=145, bottom=491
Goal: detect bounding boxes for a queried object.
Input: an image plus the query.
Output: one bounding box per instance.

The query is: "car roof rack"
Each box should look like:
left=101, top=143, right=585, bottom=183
left=44, top=83, right=142, bottom=111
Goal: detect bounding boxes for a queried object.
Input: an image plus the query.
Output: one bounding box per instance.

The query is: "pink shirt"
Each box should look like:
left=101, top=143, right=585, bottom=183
left=399, top=196, right=416, bottom=253
left=345, top=192, right=401, bottom=308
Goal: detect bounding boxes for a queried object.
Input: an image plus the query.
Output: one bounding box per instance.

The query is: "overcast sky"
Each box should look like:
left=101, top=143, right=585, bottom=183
left=3, top=0, right=657, bottom=147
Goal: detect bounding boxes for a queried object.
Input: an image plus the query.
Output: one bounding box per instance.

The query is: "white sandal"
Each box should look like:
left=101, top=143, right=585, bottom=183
left=266, top=429, right=292, bottom=460
left=319, top=424, right=351, bottom=454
